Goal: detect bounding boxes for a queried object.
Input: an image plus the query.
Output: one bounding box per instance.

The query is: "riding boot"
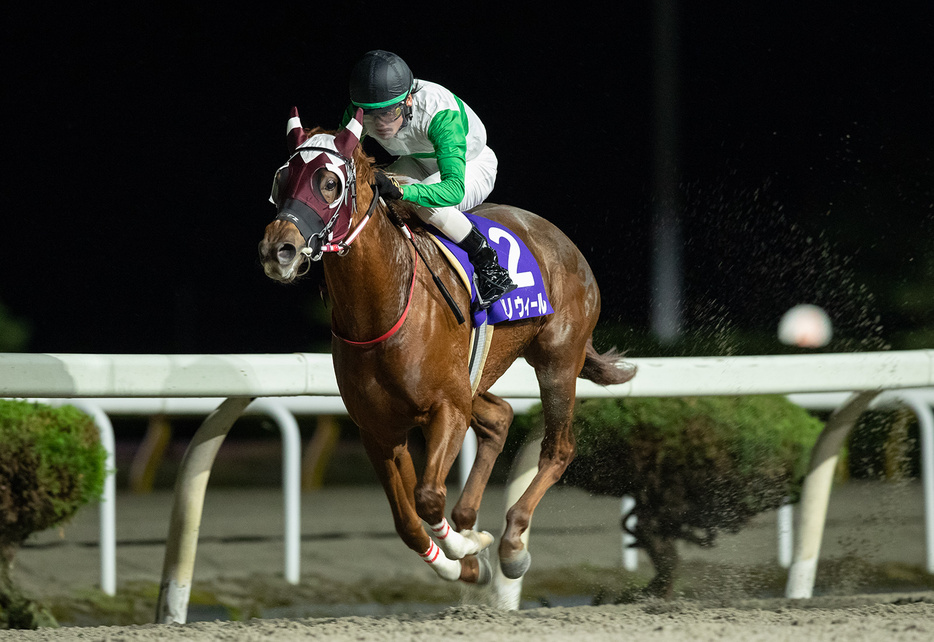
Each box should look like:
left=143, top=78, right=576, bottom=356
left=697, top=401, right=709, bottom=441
left=457, top=224, right=517, bottom=310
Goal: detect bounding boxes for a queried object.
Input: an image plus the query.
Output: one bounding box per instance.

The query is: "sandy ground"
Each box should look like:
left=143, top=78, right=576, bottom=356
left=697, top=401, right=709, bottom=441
left=2, top=600, right=934, bottom=642
left=4, top=480, right=934, bottom=640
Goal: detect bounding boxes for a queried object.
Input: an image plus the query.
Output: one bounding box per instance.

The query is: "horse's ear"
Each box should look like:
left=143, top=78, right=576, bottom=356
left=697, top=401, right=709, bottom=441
left=334, top=108, right=363, bottom=157
left=286, top=106, right=307, bottom=154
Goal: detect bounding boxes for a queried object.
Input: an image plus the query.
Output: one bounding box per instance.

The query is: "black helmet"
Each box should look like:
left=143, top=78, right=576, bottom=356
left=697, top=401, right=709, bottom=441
left=349, top=50, right=414, bottom=110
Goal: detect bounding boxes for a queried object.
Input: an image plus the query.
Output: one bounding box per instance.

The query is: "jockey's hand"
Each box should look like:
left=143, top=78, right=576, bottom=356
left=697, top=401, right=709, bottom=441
left=374, top=172, right=403, bottom=201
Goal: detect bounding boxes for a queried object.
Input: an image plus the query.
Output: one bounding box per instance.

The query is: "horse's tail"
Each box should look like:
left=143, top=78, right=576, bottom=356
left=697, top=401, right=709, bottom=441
left=578, top=338, right=637, bottom=386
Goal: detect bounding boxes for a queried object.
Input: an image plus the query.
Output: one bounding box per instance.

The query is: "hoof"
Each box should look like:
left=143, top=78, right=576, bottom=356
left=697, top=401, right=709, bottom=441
left=459, top=550, right=493, bottom=585
left=442, top=529, right=495, bottom=559
left=476, top=550, right=493, bottom=586
left=463, top=529, right=495, bottom=553
left=499, top=549, right=531, bottom=580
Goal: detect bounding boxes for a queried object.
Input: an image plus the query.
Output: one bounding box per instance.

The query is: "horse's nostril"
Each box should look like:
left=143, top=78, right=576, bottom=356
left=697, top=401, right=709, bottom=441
left=277, top=243, right=296, bottom=265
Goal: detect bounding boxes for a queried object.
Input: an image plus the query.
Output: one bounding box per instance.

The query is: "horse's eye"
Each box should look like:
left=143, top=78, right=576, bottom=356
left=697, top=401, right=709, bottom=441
left=311, top=168, right=342, bottom=203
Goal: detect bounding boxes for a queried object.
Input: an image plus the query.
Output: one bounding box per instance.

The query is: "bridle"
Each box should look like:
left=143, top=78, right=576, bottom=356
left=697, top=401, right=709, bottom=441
left=271, top=139, right=462, bottom=345
left=274, top=145, right=382, bottom=262
left=297, top=177, right=381, bottom=261
left=273, top=146, right=418, bottom=345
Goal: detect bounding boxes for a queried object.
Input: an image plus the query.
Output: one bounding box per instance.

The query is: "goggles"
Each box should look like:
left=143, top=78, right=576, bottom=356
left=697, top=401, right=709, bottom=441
left=363, top=101, right=406, bottom=125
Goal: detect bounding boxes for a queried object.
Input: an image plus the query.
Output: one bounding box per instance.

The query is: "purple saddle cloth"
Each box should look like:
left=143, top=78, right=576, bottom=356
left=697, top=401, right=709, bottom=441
left=431, top=213, right=554, bottom=327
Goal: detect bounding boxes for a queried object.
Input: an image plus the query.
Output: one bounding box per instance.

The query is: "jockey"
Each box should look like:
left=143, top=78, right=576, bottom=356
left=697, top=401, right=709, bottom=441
left=341, top=49, right=516, bottom=310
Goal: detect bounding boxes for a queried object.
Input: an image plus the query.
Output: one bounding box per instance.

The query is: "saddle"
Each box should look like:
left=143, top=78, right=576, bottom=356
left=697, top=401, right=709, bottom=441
left=424, top=213, right=554, bottom=394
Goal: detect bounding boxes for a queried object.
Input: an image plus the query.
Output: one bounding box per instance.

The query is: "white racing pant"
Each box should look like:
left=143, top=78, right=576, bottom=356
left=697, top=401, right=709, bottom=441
left=389, top=146, right=498, bottom=244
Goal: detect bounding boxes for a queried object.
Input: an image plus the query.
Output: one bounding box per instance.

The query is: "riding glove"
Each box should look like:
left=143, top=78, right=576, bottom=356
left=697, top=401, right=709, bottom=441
left=374, top=172, right=404, bottom=201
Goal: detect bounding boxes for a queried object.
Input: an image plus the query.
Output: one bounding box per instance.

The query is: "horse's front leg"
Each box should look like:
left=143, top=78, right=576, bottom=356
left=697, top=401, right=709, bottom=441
left=451, top=392, right=513, bottom=531
left=359, top=430, right=465, bottom=582
left=415, top=402, right=494, bottom=579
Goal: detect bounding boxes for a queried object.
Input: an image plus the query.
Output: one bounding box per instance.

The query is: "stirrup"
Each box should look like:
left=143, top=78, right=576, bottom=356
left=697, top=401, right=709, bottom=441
left=457, top=224, right=517, bottom=310
left=473, top=265, right=517, bottom=310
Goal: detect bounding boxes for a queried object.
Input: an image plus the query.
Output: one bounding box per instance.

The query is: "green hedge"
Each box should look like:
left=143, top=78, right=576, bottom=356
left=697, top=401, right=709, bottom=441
left=555, top=395, right=823, bottom=597
left=0, top=400, right=107, bottom=549
left=573, top=396, right=820, bottom=484
left=563, top=396, right=823, bottom=538
left=507, top=394, right=823, bottom=599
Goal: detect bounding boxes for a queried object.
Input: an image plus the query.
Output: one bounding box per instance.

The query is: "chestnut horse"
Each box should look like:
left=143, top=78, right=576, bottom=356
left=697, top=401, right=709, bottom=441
left=258, top=108, right=635, bottom=586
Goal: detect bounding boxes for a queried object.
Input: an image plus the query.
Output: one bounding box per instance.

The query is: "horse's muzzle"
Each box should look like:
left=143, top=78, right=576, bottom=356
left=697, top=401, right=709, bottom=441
left=258, top=235, right=305, bottom=282
left=275, top=242, right=296, bottom=265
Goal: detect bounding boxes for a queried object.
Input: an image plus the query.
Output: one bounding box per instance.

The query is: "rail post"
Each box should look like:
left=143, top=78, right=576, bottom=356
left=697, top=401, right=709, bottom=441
left=785, top=390, right=880, bottom=598
left=156, top=397, right=252, bottom=624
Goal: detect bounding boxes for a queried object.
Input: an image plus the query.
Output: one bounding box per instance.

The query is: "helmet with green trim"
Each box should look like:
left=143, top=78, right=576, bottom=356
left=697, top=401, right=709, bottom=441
left=349, top=50, right=414, bottom=111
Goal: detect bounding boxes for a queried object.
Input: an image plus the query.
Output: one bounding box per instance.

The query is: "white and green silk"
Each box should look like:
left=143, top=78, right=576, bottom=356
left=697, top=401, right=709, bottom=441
left=342, top=80, right=498, bottom=235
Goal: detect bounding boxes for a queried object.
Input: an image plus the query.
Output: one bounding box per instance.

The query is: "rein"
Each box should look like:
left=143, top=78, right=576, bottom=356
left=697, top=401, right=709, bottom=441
left=308, top=175, right=464, bottom=346
left=330, top=210, right=468, bottom=346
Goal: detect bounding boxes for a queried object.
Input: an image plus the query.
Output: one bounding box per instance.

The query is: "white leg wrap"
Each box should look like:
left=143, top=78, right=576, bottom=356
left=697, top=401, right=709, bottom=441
left=420, top=540, right=461, bottom=581
left=430, top=518, right=494, bottom=559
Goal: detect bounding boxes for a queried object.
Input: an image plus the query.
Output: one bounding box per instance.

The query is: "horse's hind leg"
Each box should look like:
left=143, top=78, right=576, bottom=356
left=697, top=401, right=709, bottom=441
left=451, top=392, right=513, bottom=532
left=498, top=356, right=583, bottom=580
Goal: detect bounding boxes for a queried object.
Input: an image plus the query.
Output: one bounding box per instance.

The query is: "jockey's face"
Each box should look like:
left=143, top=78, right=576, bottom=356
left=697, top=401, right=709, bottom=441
left=363, top=96, right=411, bottom=140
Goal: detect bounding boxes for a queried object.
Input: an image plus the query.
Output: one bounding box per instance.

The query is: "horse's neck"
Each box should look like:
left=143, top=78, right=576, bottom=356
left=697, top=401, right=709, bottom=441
left=323, top=207, right=413, bottom=341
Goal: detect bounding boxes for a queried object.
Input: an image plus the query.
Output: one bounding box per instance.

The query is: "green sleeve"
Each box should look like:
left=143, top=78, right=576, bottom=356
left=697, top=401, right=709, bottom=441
left=401, top=104, right=468, bottom=208
left=339, top=104, right=355, bottom=129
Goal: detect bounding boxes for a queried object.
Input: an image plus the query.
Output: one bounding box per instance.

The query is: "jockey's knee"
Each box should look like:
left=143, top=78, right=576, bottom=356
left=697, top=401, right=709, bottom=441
left=416, top=206, right=472, bottom=242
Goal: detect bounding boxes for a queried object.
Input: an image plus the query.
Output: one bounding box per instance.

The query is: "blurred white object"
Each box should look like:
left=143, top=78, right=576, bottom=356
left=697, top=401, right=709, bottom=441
left=778, top=304, right=833, bottom=348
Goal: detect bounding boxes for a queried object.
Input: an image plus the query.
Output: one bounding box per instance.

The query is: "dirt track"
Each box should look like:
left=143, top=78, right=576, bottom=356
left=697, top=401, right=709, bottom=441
left=6, top=482, right=934, bottom=640
left=2, top=599, right=933, bottom=641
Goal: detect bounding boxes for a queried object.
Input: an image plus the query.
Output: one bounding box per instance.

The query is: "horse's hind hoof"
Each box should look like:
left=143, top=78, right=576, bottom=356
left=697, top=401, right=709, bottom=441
left=460, top=550, right=493, bottom=585
left=499, top=550, right=531, bottom=580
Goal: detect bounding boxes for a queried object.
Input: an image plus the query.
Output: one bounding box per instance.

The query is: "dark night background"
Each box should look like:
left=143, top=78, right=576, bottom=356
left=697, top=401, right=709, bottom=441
left=1, top=3, right=932, bottom=356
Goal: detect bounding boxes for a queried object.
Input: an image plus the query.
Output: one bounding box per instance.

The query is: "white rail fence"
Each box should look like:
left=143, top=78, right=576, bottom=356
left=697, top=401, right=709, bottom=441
left=1, top=350, right=933, bottom=623
left=24, top=394, right=538, bottom=598
left=26, top=395, right=352, bottom=596
left=29, top=390, right=934, bottom=600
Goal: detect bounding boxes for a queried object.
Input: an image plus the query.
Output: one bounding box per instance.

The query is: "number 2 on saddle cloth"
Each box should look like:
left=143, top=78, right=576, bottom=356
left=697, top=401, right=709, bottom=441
left=430, top=213, right=554, bottom=327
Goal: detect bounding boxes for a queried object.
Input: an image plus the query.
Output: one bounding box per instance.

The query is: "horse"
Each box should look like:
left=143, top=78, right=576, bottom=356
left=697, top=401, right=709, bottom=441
left=258, top=107, right=636, bottom=587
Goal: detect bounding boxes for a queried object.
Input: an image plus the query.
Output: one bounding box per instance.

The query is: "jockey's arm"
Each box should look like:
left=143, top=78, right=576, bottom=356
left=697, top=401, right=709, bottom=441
left=398, top=108, right=467, bottom=208
left=339, top=100, right=469, bottom=209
